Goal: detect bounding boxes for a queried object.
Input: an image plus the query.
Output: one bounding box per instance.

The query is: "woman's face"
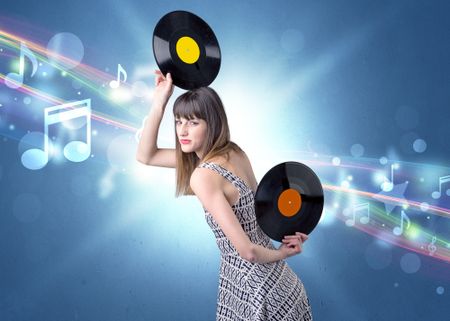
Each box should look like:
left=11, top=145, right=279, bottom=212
left=175, top=116, right=208, bottom=157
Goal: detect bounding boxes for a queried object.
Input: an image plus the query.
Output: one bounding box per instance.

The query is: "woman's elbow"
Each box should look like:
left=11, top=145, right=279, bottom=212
left=241, top=244, right=257, bottom=263
left=136, top=154, right=150, bottom=165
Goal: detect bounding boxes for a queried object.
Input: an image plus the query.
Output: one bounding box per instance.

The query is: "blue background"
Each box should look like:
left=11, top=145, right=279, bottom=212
left=1, top=1, right=449, bottom=320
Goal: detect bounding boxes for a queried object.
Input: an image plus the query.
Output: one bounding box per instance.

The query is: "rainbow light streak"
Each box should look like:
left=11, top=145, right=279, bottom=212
left=0, top=28, right=141, bottom=123
left=0, top=72, right=136, bottom=132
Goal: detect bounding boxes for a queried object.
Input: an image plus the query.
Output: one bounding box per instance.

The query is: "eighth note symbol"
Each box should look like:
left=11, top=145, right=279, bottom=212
left=5, top=42, right=38, bottom=89
left=381, top=163, right=398, bottom=192
left=109, top=64, right=127, bottom=88
left=135, top=115, right=148, bottom=142
left=393, top=210, right=411, bottom=236
left=428, top=236, right=437, bottom=256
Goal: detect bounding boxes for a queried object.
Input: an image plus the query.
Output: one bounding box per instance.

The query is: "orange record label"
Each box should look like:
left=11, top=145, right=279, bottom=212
left=277, top=188, right=302, bottom=217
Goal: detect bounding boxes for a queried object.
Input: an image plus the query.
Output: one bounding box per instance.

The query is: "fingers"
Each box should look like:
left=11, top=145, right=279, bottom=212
left=286, top=242, right=302, bottom=254
left=166, top=72, right=173, bottom=85
left=154, top=70, right=173, bottom=87
left=283, top=232, right=308, bottom=241
left=281, top=238, right=302, bottom=250
left=282, top=233, right=308, bottom=251
left=154, top=70, right=164, bottom=86
left=297, top=232, right=308, bottom=242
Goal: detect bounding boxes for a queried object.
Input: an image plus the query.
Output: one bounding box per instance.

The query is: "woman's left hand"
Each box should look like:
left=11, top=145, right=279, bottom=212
left=282, top=232, right=308, bottom=248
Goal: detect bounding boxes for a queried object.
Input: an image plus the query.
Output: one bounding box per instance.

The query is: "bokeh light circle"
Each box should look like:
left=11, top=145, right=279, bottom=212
left=400, top=253, right=421, bottom=274
left=420, top=202, right=429, bottom=212
left=332, top=157, right=341, bottom=166
left=23, top=96, right=32, bottom=105
left=436, top=286, right=444, bottom=295
left=350, top=143, right=364, bottom=157
left=46, top=32, right=84, bottom=70
left=413, top=139, right=427, bottom=153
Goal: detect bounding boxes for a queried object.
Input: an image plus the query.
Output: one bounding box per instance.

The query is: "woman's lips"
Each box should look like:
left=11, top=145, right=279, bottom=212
left=180, top=140, right=191, bottom=144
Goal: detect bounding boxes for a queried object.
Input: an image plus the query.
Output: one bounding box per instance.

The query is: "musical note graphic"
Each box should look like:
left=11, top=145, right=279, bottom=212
left=109, top=64, right=127, bottom=88
left=431, top=175, right=450, bottom=199
left=382, top=163, right=399, bottom=192
left=135, top=115, right=148, bottom=142
left=4, top=42, right=38, bottom=89
left=21, top=99, right=91, bottom=170
left=428, top=236, right=437, bottom=256
left=393, top=210, right=411, bottom=236
left=346, top=203, right=370, bottom=226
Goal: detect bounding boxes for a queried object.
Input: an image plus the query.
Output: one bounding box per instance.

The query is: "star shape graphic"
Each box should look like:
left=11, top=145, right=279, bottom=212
left=372, top=181, right=409, bottom=214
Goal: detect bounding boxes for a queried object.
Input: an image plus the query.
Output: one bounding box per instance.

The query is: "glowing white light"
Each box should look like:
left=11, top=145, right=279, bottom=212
left=109, top=87, right=133, bottom=102
left=420, top=202, right=429, bottom=212
left=381, top=182, right=393, bottom=192
left=379, top=156, right=388, bottom=165
left=332, top=157, right=341, bottom=166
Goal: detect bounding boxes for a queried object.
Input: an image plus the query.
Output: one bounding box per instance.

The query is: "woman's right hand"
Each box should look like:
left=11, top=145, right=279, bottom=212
left=278, top=232, right=307, bottom=259
left=278, top=241, right=302, bottom=259
left=153, top=70, right=174, bottom=108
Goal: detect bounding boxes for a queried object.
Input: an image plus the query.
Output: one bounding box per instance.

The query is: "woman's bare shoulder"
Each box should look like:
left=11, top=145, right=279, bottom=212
left=190, top=165, right=222, bottom=190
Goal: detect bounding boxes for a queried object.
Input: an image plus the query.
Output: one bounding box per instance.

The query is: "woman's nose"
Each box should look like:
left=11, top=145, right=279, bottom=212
left=179, top=124, right=188, bottom=135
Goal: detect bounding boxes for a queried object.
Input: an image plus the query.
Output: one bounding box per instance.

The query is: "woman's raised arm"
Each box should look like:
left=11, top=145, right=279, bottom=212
left=136, top=71, right=176, bottom=168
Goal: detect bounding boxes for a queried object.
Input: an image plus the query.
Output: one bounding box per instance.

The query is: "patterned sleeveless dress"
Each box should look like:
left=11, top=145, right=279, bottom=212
left=197, top=162, right=313, bottom=321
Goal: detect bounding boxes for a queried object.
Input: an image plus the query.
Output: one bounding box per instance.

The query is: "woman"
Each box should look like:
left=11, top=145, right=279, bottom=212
left=136, top=70, right=313, bottom=321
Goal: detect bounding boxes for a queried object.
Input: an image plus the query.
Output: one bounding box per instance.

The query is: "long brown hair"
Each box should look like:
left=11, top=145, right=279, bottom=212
left=173, top=87, right=242, bottom=197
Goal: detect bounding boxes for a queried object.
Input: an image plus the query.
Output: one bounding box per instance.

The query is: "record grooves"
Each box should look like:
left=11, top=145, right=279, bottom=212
left=255, top=162, right=324, bottom=242
left=153, top=10, right=221, bottom=90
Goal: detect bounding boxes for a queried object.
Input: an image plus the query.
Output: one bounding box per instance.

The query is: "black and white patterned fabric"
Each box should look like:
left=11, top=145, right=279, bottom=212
left=198, top=162, right=313, bottom=321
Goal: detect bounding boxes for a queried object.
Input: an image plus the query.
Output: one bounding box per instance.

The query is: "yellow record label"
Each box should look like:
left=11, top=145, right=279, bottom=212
left=176, top=36, right=200, bottom=64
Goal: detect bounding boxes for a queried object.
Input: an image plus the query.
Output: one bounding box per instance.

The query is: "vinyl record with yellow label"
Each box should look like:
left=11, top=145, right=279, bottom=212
left=255, top=162, right=324, bottom=242
left=153, top=10, right=221, bottom=90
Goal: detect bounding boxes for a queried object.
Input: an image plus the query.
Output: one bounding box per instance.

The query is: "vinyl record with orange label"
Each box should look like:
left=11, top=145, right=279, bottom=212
left=153, top=10, right=221, bottom=90
left=255, top=162, right=324, bottom=242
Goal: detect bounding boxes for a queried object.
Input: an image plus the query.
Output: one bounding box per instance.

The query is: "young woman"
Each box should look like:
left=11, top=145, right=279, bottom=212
left=136, top=70, right=313, bottom=321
